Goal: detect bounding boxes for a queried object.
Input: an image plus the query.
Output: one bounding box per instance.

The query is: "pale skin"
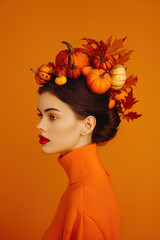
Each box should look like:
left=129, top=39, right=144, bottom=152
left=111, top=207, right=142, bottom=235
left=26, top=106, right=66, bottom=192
left=36, top=91, right=96, bottom=157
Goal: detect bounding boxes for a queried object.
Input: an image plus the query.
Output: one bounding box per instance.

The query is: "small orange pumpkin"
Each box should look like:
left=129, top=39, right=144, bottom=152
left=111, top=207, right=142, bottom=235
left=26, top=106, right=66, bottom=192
left=67, top=62, right=82, bottom=79
left=86, top=69, right=112, bottom=94
left=108, top=98, right=116, bottom=109
left=113, top=90, right=128, bottom=102
left=93, top=51, right=115, bottom=71
left=82, top=66, right=94, bottom=77
left=55, top=41, right=91, bottom=69
left=30, top=64, right=55, bottom=85
left=55, top=73, right=67, bottom=85
left=56, top=63, right=67, bottom=77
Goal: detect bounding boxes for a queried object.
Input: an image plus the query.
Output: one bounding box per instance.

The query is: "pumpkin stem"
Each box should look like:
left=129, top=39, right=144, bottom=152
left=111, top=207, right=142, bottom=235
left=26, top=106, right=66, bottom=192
left=30, top=67, right=38, bottom=74
left=99, top=70, right=110, bottom=79
left=100, top=51, right=104, bottom=61
left=58, top=73, right=61, bottom=77
left=61, top=41, right=75, bottom=52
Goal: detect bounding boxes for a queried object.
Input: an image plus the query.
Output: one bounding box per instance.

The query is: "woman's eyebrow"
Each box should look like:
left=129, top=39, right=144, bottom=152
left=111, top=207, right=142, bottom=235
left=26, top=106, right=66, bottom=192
left=37, top=107, right=61, bottom=112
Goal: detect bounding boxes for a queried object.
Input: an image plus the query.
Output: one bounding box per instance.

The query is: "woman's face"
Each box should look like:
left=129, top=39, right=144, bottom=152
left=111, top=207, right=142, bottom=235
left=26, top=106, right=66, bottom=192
left=36, top=91, right=88, bottom=156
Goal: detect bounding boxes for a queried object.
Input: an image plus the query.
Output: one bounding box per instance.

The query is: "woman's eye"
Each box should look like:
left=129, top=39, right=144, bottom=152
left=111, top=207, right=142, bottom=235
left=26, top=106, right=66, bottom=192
left=50, top=115, right=57, bottom=120
left=37, top=113, right=57, bottom=120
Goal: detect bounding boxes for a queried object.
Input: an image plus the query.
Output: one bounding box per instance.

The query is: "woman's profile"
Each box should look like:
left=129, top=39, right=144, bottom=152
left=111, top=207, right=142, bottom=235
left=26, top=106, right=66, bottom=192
left=31, top=37, right=142, bottom=240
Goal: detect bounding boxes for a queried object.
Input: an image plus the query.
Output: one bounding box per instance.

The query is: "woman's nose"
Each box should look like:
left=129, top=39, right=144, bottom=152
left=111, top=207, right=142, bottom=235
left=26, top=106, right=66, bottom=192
left=36, top=120, right=47, bottom=131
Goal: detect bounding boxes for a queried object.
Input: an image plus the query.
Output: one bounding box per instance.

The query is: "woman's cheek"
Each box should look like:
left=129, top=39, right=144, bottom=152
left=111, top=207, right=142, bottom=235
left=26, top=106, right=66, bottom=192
left=52, top=118, right=79, bottom=140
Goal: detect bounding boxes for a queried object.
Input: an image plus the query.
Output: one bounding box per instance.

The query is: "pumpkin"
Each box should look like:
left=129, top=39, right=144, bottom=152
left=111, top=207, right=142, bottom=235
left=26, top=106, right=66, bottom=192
left=108, top=98, right=116, bottom=109
left=56, top=63, right=67, bottom=77
left=55, top=74, right=67, bottom=85
left=110, top=64, right=127, bottom=90
left=67, top=62, right=81, bottom=79
left=55, top=41, right=91, bottom=69
left=82, top=66, right=94, bottom=77
left=30, top=64, right=55, bottom=85
left=86, top=69, right=112, bottom=94
left=93, top=51, right=115, bottom=71
left=113, top=90, right=128, bottom=102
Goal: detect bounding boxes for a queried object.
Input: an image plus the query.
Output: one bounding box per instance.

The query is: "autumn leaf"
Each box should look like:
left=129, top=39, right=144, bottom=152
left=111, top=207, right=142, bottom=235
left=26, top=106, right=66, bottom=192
left=106, top=36, right=127, bottom=55
left=99, top=40, right=107, bottom=52
left=116, top=102, right=125, bottom=114
left=121, top=75, right=138, bottom=91
left=48, top=62, right=55, bottom=68
left=105, top=35, right=113, bottom=50
left=122, top=88, right=139, bottom=110
left=81, top=37, right=99, bottom=47
left=122, top=111, right=142, bottom=122
left=116, top=50, right=135, bottom=64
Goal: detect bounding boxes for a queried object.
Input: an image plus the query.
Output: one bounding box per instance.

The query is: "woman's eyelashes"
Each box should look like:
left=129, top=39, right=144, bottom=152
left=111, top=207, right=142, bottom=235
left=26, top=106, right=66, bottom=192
left=37, top=113, right=57, bottom=120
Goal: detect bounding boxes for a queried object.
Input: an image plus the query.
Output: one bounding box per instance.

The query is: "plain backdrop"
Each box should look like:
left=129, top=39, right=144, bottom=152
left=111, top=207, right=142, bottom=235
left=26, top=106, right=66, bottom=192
left=0, top=0, right=160, bottom=239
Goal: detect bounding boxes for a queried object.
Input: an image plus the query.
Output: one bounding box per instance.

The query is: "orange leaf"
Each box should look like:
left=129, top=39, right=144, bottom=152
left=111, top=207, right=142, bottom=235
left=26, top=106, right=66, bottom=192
left=107, top=36, right=127, bottom=55
left=122, top=112, right=142, bottom=122
left=116, top=50, right=135, bottom=64
left=105, top=35, right=113, bottom=49
left=121, top=75, right=138, bottom=91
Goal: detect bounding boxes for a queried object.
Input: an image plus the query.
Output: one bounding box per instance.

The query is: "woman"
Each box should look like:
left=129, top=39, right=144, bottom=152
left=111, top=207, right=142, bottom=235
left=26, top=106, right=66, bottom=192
left=36, top=74, right=121, bottom=240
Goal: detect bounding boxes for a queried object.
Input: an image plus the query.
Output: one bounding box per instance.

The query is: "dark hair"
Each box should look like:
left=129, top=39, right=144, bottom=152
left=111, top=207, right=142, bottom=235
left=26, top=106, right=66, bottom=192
left=38, top=75, right=121, bottom=146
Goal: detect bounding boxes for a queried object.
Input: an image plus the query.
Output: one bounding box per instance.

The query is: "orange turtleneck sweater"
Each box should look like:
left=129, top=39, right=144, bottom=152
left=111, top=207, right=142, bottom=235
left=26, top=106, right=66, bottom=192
left=42, top=143, right=120, bottom=240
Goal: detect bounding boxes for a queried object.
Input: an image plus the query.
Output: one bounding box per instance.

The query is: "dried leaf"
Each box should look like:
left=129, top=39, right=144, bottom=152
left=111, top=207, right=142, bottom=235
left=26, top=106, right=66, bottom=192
left=122, top=88, right=139, bottom=110
left=121, top=75, right=138, bottom=91
left=99, top=40, right=107, bottom=52
left=116, top=102, right=125, bottom=114
left=105, top=35, right=113, bottom=49
left=116, top=50, right=135, bottom=64
left=48, top=62, right=55, bottom=68
left=107, top=36, right=127, bottom=55
left=122, top=112, right=142, bottom=122
left=81, top=37, right=99, bottom=47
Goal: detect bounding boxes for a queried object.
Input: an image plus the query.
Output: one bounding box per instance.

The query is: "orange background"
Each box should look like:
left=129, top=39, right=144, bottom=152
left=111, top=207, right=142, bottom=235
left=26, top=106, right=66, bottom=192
left=0, top=0, right=160, bottom=239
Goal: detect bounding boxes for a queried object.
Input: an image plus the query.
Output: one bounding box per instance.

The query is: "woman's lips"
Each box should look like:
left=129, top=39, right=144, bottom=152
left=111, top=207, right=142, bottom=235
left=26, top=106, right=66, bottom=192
left=39, top=139, right=50, bottom=144
left=39, top=135, right=50, bottom=144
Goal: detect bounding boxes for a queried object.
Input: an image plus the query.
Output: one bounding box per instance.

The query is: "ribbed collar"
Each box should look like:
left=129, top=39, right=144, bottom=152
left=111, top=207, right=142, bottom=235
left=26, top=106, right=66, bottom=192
left=57, top=143, right=110, bottom=184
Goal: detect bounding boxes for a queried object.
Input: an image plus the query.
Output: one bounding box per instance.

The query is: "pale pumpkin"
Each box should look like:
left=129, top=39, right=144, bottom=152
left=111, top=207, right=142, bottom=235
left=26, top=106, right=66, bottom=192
left=110, top=64, right=127, bottom=90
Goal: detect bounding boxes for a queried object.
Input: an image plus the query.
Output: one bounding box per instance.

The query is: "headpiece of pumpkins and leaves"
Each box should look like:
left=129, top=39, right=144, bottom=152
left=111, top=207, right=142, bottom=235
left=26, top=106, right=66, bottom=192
left=30, top=36, right=142, bottom=122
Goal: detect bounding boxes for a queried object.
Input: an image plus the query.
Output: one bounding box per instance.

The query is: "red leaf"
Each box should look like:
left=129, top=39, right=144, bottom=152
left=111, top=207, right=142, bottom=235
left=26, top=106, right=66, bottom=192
left=122, top=112, right=142, bottom=122
left=99, top=40, right=107, bottom=52
left=48, top=62, right=55, bottom=68
left=81, top=37, right=99, bottom=47
left=117, top=102, right=125, bottom=114
left=122, top=88, right=139, bottom=110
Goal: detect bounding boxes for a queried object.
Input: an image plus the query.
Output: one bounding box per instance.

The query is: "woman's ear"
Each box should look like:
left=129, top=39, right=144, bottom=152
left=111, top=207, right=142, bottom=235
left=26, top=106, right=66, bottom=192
left=80, top=116, right=96, bottom=135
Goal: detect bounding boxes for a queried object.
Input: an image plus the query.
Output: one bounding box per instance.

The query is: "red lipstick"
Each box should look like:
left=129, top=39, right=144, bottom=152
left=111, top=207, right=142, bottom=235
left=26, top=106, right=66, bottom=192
left=39, top=135, right=50, bottom=144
